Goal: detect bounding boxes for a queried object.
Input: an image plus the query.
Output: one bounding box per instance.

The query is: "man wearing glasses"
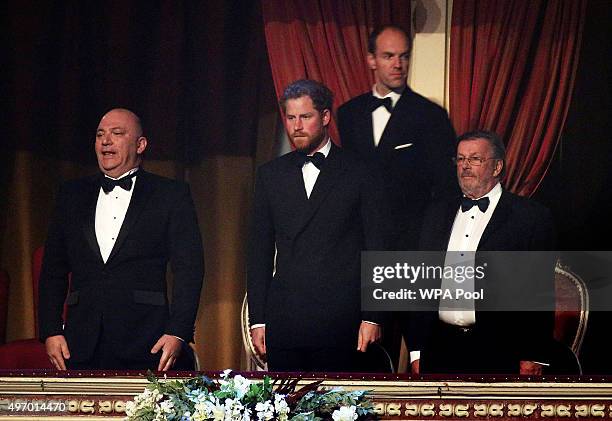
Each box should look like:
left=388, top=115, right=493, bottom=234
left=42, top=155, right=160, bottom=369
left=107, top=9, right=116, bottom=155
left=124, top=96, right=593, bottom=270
left=412, top=130, right=555, bottom=375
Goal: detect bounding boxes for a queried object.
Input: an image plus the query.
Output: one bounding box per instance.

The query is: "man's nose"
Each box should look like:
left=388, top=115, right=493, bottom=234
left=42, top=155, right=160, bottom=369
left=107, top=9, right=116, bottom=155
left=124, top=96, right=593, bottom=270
left=294, top=118, right=303, bottom=130
left=392, top=56, right=401, bottom=68
left=102, top=133, right=112, bottom=145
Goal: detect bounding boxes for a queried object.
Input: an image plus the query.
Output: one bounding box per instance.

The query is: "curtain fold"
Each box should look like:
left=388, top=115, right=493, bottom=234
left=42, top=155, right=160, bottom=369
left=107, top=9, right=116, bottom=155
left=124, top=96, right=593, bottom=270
left=261, top=0, right=411, bottom=144
left=449, top=0, right=586, bottom=196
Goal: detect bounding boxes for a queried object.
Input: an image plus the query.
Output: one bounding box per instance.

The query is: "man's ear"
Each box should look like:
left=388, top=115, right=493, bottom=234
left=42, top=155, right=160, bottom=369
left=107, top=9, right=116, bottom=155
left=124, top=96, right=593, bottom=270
left=321, top=109, right=331, bottom=127
left=493, top=159, right=503, bottom=177
left=367, top=53, right=377, bottom=70
left=137, top=137, right=148, bottom=155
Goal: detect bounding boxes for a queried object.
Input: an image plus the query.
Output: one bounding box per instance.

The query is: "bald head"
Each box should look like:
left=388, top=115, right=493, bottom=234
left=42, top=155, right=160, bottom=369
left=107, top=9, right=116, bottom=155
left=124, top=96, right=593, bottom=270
left=95, top=108, right=147, bottom=178
left=100, top=108, right=143, bottom=137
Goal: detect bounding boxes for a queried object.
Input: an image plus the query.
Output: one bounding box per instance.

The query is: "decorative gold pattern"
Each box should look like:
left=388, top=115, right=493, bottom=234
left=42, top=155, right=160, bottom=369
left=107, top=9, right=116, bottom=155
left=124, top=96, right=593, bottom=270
left=439, top=403, right=452, bottom=417
left=592, top=404, right=606, bottom=417
left=454, top=403, right=469, bottom=417
left=541, top=404, right=555, bottom=417
left=2, top=375, right=612, bottom=419
left=556, top=404, right=572, bottom=417
left=523, top=403, right=538, bottom=416
left=98, top=400, right=112, bottom=414
left=385, top=403, right=401, bottom=416
left=507, top=404, right=521, bottom=416
left=419, top=403, right=435, bottom=417
left=62, top=399, right=128, bottom=415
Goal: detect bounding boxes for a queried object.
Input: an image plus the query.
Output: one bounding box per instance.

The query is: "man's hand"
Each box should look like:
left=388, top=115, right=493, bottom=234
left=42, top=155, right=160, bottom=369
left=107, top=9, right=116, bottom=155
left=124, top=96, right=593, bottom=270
left=411, top=359, right=420, bottom=376
left=45, top=335, right=70, bottom=370
left=520, top=360, right=543, bottom=375
left=357, top=322, right=382, bottom=352
left=151, top=334, right=183, bottom=371
left=250, top=326, right=266, bottom=360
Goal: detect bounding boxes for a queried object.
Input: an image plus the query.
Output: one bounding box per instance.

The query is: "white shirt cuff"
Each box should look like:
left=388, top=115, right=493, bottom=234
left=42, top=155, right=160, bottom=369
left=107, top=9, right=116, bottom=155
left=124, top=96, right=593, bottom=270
left=250, top=323, right=265, bottom=329
left=410, top=350, right=421, bottom=363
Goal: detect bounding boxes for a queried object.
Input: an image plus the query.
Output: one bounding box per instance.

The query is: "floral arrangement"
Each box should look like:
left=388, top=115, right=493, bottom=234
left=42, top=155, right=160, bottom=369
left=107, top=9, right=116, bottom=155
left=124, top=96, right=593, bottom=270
left=125, top=370, right=377, bottom=421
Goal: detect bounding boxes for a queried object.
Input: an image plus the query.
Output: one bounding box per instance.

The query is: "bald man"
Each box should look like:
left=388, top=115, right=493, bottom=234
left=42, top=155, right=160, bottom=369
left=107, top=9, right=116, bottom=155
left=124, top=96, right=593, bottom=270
left=39, top=108, right=204, bottom=371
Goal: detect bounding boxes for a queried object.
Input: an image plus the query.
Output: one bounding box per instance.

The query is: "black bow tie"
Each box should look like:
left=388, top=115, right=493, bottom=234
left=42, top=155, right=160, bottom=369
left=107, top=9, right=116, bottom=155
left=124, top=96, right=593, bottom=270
left=295, top=152, right=325, bottom=169
left=461, top=196, right=490, bottom=213
left=100, top=171, right=139, bottom=193
left=370, top=96, right=393, bottom=113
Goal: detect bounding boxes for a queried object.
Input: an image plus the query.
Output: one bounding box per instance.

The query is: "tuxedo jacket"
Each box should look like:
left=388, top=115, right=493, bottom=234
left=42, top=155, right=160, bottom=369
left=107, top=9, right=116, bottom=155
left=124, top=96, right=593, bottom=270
left=38, top=170, right=204, bottom=363
left=337, top=88, right=457, bottom=249
left=247, top=144, right=389, bottom=349
left=415, top=189, right=555, bottom=363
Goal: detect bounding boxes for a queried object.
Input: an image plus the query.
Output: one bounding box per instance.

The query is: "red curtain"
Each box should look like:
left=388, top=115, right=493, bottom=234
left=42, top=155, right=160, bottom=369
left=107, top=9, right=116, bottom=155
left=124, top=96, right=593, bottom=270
left=450, top=0, right=586, bottom=196
left=261, top=1, right=411, bottom=144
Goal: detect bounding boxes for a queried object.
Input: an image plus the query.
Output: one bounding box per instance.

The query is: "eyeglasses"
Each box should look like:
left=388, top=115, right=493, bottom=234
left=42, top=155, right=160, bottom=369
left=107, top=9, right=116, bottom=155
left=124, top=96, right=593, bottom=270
left=452, top=156, right=498, bottom=166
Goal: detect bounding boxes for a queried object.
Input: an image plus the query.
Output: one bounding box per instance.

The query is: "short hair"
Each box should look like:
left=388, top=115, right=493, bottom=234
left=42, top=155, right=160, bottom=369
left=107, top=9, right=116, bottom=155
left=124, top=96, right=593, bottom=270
left=456, top=130, right=506, bottom=159
left=279, top=79, right=334, bottom=113
left=367, top=25, right=411, bottom=54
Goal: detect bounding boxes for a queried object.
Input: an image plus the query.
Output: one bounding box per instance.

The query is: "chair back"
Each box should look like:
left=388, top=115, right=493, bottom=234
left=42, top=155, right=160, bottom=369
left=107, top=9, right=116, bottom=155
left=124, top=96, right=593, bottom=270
left=241, top=294, right=267, bottom=370
left=554, top=260, right=589, bottom=356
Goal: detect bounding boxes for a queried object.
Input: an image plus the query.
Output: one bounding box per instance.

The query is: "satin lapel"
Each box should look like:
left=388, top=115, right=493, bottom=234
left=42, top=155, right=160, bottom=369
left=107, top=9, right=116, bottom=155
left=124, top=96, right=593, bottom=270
left=106, top=171, right=155, bottom=264
left=83, top=177, right=104, bottom=263
left=479, top=190, right=511, bottom=248
left=293, top=144, right=344, bottom=237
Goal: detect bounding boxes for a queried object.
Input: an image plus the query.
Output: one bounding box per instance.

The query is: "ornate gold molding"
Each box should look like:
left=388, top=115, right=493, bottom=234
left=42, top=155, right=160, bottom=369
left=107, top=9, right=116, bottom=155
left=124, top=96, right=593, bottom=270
left=1, top=375, right=612, bottom=419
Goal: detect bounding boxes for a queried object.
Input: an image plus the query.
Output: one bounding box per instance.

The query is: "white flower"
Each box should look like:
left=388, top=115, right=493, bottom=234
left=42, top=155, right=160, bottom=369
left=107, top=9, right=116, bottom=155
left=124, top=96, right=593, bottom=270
left=273, top=394, right=290, bottom=421
left=160, top=400, right=175, bottom=415
left=225, top=398, right=246, bottom=421
left=255, top=400, right=275, bottom=421
left=232, top=375, right=252, bottom=399
left=332, top=406, right=358, bottom=421
left=125, top=400, right=137, bottom=416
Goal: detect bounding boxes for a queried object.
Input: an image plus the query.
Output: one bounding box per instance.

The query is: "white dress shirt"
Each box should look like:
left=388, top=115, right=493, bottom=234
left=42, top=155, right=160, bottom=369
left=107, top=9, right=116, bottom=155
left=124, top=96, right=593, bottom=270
left=439, top=182, right=502, bottom=325
left=302, top=138, right=331, bottom=198
left=410, top=183, right=502, bottom=364
left=371, top=86, right=401, bottom=147
left=95, top=168, right=139, bottom=263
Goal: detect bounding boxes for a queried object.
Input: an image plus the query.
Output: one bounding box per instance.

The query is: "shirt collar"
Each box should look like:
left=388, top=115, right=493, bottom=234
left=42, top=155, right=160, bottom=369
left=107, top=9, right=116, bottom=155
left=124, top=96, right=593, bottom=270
left=469, top=182, right=502, bottom=201
left=104, top=167, right=140, bottom=180
left=372, top=85, right=402, bottom=108
left=309, top=138, right=332, bottom=157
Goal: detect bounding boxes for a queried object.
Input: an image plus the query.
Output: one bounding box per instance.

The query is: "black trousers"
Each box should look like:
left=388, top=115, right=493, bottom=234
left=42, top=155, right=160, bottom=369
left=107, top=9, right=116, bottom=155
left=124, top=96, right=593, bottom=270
left=267, top=346, right=359, bottom=372
left=67, top=326, right=195, bottom=371
left=420, top=320, right=518, bottom=374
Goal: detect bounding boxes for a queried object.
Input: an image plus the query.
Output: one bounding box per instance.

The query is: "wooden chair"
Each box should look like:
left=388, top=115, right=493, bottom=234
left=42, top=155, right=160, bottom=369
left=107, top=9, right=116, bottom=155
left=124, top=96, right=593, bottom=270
left=544, top=260, right=590, bottom=374
left=554, top=260, right=589, bottom=356
left=241, top=294, right=267, bottom=371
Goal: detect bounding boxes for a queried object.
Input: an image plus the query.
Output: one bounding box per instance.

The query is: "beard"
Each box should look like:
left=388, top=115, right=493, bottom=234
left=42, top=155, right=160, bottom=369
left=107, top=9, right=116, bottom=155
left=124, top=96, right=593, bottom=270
left=292, top=131, right=326, bottom=154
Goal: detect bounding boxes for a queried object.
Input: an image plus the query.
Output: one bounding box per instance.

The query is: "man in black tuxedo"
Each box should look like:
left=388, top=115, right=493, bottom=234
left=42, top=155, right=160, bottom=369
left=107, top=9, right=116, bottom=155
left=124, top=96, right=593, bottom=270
left=39, top=108, right=204, bottom=371
left=337, top=25, right=456, bottom=251
left=247, top=80, right=388, bottom=371
left=413, top=130, right=554, bottom=375
left=338, top=24, right=457, bottom=371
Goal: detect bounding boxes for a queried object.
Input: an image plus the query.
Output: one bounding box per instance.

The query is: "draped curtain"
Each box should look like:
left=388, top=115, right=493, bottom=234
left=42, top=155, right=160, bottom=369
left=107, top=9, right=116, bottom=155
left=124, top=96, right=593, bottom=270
left=261, top=0, right=411, bottom=144
left=449, top=0, right=586, bottom=196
